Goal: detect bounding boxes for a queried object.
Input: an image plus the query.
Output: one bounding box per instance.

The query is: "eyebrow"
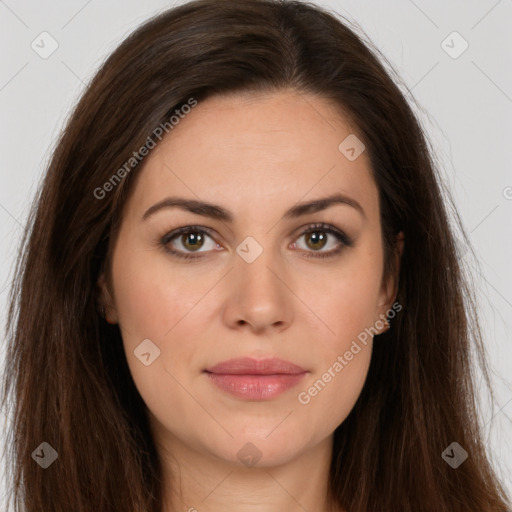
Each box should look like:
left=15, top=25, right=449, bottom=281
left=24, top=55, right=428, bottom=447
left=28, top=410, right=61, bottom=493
left=142, top=193, right=366, bottom=222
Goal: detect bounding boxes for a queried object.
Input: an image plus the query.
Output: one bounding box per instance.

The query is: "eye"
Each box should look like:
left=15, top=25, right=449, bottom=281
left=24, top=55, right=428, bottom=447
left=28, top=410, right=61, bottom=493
left=292, top=222, right=354, bottom=259
left=160, top=222, right=354, bottom=261
left=160, top=225, right=220, bottom=260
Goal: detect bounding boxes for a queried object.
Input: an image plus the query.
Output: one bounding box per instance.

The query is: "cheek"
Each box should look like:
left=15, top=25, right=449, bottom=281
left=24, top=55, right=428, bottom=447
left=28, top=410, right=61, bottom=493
left=110, top=239, right=213, bottom=406
left=297, top=331, right=373, bottom=435
left=111, top=241, right=204, bottom=346
left=292, top=255, right=381, bottom=426
left=111, top=250, right=207, bottom=430
left=308, top=256, right=383, bottom=350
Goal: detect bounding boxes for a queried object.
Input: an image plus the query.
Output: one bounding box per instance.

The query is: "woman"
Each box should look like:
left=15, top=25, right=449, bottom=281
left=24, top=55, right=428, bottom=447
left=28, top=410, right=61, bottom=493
left=2, top=0, right=510, bottom=510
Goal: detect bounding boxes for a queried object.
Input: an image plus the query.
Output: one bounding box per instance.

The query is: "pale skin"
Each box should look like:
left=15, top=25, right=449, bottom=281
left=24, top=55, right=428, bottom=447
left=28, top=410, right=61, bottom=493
left=99, top=89, right=404, bottom=512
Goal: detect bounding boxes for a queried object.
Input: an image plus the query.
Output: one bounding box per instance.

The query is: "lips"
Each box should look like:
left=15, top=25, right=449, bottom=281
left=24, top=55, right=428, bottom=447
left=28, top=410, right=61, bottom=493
left=204, top=357, right=308, bottom=400
left=205, top=357, right=307, bottom=375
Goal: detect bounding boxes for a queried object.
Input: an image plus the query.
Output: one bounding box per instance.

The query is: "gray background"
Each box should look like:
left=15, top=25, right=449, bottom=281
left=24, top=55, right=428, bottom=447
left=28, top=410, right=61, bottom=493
left=1, top=0, right=511, bottom=504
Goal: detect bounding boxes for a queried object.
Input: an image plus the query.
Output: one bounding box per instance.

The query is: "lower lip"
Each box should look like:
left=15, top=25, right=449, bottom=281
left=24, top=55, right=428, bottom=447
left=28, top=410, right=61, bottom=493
left=205, top=372, right=307, bottom=400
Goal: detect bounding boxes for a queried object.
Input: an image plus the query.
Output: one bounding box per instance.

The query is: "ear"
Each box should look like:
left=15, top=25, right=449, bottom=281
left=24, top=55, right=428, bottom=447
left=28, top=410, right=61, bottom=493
left=376, top=231, right=405, bottom=329
left=96, top=271, right=118, bottom=324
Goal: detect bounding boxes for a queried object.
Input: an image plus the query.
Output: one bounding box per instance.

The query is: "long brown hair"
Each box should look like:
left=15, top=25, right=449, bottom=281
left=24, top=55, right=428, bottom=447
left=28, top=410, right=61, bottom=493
left=2, top=0, right=510, bottom=510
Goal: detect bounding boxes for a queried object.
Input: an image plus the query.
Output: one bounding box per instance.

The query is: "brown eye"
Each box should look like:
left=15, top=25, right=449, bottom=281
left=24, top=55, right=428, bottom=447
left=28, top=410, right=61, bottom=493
left=180, top=231, right=206, bottom=252
left=294, top=223, right=353, bottom=259
left=304, top=230, right=328, bottom=251
left=161, top=226, right=219, bottom=260
left=161, top=223, right=353, bottom=261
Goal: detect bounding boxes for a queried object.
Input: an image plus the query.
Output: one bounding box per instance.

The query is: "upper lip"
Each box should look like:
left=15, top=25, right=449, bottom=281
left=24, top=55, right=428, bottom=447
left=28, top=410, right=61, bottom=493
left=204, top=357, right=307, bottom=375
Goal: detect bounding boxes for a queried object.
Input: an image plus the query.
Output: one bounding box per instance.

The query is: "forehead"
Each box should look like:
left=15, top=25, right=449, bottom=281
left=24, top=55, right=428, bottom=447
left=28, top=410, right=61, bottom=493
left=125, top=90, right=379, bottom=222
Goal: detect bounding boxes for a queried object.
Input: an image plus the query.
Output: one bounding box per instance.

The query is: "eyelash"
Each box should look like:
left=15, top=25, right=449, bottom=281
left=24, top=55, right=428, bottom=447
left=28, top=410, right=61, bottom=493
left=160, top=222, right=354, bottom=261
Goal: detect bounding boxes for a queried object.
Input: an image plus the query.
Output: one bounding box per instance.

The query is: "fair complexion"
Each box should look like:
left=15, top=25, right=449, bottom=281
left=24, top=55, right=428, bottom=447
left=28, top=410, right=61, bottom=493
left=99, top=89, right=403, bottom=512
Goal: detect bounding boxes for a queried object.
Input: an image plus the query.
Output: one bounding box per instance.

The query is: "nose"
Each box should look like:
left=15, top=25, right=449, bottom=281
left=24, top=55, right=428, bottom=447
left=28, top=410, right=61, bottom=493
left=221, top=243, right=294, bottom=335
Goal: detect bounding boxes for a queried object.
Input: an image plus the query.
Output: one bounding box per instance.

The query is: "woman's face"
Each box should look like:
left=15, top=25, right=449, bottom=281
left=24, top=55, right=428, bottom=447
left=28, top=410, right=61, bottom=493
left=101, top=89, right=401, bottom=468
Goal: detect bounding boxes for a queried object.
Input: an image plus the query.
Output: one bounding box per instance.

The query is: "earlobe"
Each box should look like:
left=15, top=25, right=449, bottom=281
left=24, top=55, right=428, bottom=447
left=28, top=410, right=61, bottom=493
left=96, top=272, right=118, bottom=324
left=387, top=230, right=405, bottom=304
left=377, top=231, right=405, bottom=331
